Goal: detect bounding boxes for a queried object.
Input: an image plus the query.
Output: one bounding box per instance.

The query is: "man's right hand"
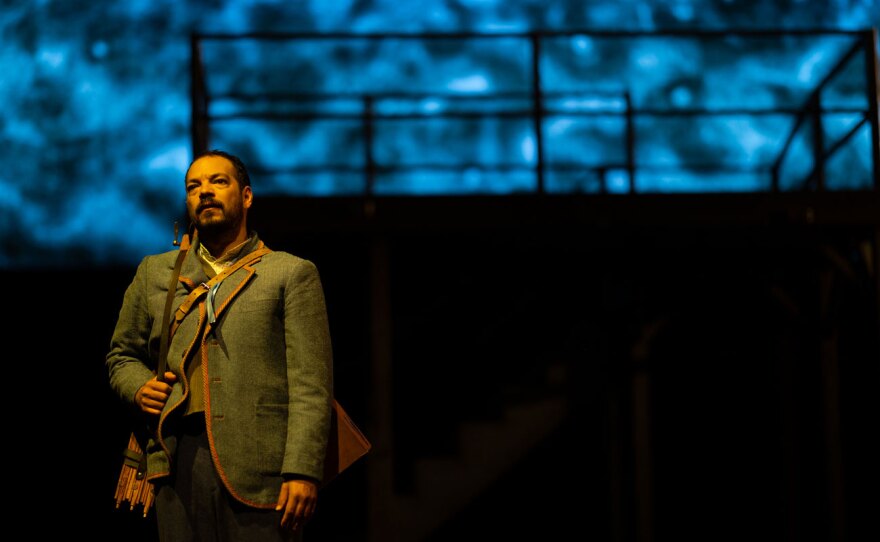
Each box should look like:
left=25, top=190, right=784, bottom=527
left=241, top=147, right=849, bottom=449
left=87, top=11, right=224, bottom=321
left=134, top=372, right=178, bottom=415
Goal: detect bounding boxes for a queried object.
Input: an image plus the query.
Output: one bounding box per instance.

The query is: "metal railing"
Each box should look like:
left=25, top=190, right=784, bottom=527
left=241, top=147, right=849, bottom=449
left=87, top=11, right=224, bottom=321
left=772, top=30, right=880, bottom=191
left=190, top=29, right=880, bottom=196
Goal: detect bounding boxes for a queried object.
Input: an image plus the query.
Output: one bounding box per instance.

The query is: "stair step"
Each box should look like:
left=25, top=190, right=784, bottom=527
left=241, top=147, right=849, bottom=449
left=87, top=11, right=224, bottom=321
left=391, top=396, right=568, bottom=541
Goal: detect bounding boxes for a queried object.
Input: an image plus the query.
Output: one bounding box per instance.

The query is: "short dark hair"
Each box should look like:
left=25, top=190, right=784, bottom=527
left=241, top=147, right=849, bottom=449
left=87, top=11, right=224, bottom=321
left=190, top=149, right=251, bottom=188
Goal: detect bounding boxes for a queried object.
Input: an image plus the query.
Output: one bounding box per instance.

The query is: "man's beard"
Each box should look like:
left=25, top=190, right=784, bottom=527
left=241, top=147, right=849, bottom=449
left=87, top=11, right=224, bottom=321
left=191, top=203, right=242, bottom=237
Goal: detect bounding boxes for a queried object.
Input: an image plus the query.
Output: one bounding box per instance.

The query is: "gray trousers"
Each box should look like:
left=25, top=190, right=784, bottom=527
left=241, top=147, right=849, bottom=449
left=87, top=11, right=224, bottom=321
left=155, top=415, right=302, bottom=542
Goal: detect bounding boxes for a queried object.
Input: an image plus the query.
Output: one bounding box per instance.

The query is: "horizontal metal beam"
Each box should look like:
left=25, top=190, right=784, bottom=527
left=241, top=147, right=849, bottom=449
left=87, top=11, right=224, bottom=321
left=249, top=191, right=880, bottom=235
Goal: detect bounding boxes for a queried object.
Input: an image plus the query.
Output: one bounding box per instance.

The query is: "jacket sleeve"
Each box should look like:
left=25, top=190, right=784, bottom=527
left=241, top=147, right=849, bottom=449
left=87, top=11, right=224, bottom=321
left=106, top=256, right=157, bottom=406
left=281, top=258, right=334, bottom=482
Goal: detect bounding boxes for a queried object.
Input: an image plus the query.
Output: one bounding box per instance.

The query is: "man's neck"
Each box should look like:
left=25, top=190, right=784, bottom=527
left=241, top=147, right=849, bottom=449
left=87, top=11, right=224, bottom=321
left=199, top=229, right=248, bottom=259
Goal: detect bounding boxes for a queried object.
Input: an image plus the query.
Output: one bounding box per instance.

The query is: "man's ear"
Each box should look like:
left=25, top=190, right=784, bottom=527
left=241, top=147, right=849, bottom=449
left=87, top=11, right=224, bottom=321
left=243, top=185, right=253, bottom=209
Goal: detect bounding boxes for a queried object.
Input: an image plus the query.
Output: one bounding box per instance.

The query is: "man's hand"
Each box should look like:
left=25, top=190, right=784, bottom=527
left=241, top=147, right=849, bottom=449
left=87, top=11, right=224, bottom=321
left=134, top=372, right=177, bottom=415
left=276, top=478, right=318, bottom=532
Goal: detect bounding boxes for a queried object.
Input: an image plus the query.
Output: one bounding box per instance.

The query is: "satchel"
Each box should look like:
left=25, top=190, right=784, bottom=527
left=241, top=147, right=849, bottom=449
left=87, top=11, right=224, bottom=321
left=322, top=399, right=372, bottom=486
left=114, top=231, right=369, bottom=516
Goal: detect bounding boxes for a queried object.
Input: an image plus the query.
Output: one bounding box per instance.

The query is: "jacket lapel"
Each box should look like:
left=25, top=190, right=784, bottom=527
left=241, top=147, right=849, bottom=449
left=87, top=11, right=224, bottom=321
left=178, top=246, right=209, bottom=293
left=175, top=236, right=270, bottom=331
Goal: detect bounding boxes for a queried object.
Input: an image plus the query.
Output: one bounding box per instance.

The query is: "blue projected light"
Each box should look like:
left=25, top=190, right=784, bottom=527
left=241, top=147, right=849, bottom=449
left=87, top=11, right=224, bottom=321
left=447, top=74, right=490, bottom=92
left=1, top=1, right=880, bottom=267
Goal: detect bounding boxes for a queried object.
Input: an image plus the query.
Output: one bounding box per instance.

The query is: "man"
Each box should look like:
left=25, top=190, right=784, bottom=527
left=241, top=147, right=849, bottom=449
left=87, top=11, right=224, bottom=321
left=107, top=150, right=333, bottom=541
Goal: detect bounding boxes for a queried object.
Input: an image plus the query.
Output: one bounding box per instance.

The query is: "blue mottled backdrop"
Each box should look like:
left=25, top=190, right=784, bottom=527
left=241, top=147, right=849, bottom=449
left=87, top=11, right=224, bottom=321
left=1, top=0, right=878, bottom=267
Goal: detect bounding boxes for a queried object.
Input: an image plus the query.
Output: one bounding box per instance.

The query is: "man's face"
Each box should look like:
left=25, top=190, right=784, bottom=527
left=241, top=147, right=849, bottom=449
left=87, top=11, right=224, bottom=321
left=185, top=155, right=252, bottom=236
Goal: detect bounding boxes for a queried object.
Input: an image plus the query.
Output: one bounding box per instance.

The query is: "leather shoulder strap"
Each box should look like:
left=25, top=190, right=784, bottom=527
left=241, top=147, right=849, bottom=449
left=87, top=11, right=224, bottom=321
left=157, top=232, right=194, bottom=381
left=172, top=244, right=272, bottom=325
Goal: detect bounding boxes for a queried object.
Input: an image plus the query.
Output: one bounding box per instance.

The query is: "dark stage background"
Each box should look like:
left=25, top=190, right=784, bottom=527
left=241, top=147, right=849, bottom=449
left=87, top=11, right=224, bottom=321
left=12, top=206, right=880, bottom=541
left=3, top=2, right=880, bottom=541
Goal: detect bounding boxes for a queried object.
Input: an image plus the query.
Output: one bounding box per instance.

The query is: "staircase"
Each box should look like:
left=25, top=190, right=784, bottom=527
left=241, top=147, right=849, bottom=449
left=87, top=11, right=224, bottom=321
left=373, top=392, right=568, bottom=542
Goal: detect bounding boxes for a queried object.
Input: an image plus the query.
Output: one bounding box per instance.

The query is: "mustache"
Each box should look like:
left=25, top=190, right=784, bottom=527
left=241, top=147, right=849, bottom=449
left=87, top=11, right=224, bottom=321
left=196, top=200, right=223, bottom=213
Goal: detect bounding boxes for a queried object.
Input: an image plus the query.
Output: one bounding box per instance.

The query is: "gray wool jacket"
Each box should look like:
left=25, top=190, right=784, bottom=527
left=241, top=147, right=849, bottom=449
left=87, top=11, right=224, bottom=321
left=106, top=234, right=333, bottom=508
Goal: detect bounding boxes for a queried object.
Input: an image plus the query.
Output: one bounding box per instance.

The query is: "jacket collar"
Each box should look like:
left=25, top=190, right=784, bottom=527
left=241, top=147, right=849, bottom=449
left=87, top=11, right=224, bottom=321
left=178, top=232, right=262, bottom=290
